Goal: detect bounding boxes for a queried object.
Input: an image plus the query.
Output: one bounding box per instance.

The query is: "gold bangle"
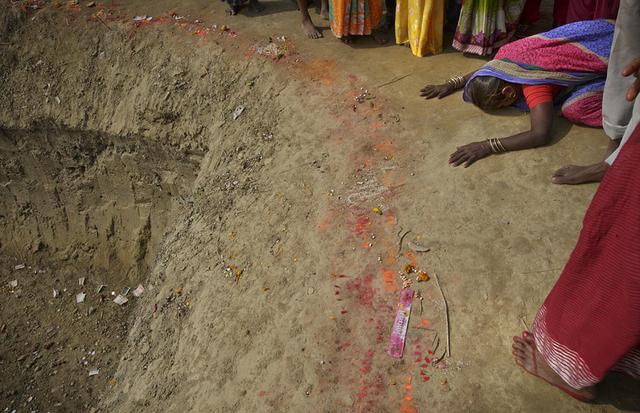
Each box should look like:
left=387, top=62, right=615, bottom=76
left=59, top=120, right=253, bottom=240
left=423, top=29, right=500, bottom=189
left=496, top=138, right=507, bottom=153
left=487, top=139, right=497, bottom=154
left=491, top=138, right=504, bottom=154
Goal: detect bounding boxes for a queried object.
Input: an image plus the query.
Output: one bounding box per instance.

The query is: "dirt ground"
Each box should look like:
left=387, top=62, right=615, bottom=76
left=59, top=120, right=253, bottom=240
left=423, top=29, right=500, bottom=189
left=0, top=0, right=639, bottom=412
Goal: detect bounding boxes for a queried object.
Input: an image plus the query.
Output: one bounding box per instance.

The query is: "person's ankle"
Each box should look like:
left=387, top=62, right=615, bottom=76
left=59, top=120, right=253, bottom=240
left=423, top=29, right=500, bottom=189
left=593, top=161, right=609, bottom=173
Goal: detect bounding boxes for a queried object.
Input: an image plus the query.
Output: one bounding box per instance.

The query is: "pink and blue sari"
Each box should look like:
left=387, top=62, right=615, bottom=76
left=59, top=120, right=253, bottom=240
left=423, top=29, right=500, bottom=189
left=463, top=19, right=615, bottom=127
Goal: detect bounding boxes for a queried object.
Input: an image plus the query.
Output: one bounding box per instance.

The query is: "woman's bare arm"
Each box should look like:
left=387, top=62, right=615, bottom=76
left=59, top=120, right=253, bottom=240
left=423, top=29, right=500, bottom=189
left=449, top=101, right=554, bottom=168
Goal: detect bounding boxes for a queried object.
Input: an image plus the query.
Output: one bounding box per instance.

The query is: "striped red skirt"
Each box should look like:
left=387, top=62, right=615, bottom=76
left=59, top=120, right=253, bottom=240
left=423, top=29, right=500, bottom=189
left=532, top=123, right=640, bottom=389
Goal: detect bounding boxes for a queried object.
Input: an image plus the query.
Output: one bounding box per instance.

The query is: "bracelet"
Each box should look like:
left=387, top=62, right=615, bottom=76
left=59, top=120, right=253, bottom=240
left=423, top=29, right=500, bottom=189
left=488, top=138, right=498, bottom=154
left=446, top=75, right=465, bottom=90
left=486, top=138, right=507, bottom=154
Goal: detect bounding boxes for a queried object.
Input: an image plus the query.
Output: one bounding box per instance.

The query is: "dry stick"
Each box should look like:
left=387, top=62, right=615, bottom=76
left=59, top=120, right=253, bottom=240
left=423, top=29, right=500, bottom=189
left=433, top=272, right=450, bottom=358
left=377, top=73, right=413, bottom=89
left=94, top=12, right=112, bottom=30
left=520, top=317, right=530, bottom=332
left=397, top=230, right=411, bottom=254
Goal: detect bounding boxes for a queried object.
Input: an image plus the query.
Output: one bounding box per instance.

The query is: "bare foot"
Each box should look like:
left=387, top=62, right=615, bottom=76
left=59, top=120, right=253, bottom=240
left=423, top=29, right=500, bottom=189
left=340, top=34, right=355, bottom=44
left=302, top=19, right=322, bottom=38
left=551, top=162, right=609, bottom=185
left=250, top=0, right=265, bottom=12
left=512, top=332, right=596, bottom=402
left=320, top=0, right=329, bottom=19
left=371, top=30, right=388, bottom=45
left=225, top=5, right=240, bottom=15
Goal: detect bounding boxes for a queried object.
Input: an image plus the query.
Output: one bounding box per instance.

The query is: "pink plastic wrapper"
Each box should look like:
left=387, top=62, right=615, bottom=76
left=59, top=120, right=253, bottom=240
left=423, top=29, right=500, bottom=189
left=388, top=289, right=413, bottom=358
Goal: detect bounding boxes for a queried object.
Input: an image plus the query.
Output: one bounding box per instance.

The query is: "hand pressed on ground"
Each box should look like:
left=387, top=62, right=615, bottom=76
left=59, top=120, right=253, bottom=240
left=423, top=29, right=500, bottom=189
left=449, top=141, right=490, bottom=168
left=420, top=83, right=455, bottom=99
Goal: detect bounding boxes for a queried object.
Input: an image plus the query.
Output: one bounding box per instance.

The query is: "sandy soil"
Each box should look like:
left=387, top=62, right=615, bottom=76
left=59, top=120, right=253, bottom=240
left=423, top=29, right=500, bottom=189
left=0, top=1, right=639, bottom=412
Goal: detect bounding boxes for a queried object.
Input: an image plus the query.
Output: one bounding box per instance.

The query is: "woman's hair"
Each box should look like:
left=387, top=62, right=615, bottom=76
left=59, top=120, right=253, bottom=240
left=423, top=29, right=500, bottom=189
left=468, top=76, right=506, bottom=111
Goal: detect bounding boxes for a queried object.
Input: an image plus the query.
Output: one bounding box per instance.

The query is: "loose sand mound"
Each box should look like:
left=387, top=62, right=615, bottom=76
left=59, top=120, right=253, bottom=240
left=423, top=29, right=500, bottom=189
left=1, top=2, right=639, bottom=413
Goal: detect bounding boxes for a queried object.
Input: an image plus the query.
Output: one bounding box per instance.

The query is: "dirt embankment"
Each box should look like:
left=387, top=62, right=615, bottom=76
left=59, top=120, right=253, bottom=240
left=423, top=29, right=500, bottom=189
left=0, top=3, right=410, bottom=412
left=2, top=2, right=640, bottom=413
left=0, top=3, right=309, bottom=411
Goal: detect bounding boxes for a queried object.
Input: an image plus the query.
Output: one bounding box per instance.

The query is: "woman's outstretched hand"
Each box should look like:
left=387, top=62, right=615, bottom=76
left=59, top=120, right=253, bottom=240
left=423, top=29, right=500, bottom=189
left=449, top=141, right=491, bottom=168
left=420, top=83, right=455, bottom=99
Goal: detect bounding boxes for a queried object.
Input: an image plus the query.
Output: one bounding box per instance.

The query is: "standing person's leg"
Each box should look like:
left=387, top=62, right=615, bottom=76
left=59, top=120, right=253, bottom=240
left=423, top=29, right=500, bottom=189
left=552, top=0, right=569, bottom=26
left=444, top=0, right=461, bottom=32
left=299, top=0, right=322, bottom=38
left=385, top=0, right=396, bottom=30
left=321, top=0, right=329, bottom=20
left=514, top=117, right=640, bottom=401
left=602, top=0, right=640, bottom=164
left=551, top=0, right=640, bottom=185
left=517, top=0, right=541, bottom=37
left=223, top=0, right=242, bottom=15
left=566, top=0, right=619, bottom=23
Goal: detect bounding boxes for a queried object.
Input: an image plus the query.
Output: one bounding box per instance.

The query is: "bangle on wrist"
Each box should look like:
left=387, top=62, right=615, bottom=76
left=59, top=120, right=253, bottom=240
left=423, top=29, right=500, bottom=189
left=486, top=138, right=507, bottom=154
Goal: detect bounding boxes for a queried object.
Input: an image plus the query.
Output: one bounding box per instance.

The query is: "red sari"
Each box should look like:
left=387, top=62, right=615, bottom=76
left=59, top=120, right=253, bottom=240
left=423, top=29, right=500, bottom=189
left=567, top=0, right=619, bottom=23
left=520, top=0, right=618, bottom=25
left=532, top=123, right=640, bottom=389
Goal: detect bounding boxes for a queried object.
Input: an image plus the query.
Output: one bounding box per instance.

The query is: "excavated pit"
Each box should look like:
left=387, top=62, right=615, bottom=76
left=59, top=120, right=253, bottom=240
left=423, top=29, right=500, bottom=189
left=0, top=128, right=202, bottom=411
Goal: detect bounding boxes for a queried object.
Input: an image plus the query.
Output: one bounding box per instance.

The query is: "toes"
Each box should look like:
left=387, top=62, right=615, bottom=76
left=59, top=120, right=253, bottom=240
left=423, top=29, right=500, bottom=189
left=512, top=341, right=526, bottom=353
left=512, top=344, right=527, bottom=356
left=513, top=335, right=532, bottom=349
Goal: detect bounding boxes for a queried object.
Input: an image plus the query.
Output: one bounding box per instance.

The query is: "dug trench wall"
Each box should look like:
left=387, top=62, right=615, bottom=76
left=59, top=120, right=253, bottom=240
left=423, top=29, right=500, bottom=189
left=0, top=3, right=397, bottom=412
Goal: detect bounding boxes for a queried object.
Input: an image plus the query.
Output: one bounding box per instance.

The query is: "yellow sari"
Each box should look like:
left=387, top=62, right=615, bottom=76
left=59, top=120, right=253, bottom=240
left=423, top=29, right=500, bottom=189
left=395, top=0, right=444, bottom=56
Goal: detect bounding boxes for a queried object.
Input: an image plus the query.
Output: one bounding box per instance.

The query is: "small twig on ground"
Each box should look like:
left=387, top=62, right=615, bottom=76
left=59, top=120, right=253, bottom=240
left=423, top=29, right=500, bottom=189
left=433, top=272, right=450, bottom=358
left=397, top=230, right=411, bottom=254
left=518, top=268, right=561, bottom=275
left=377, top=73, right=412, bottom=88
left=94, top=12, right=112, bottom=30
left=432, top=337, right=440, bottom=354
left=280, top=160, right=316, bottom=174
left=520, top=317, right=530, bottom=332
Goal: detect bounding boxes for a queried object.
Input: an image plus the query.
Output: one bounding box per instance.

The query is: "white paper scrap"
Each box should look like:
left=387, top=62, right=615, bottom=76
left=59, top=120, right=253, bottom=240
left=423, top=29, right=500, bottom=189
left=132, top=284, right=145, bottom=297
left=114, top=295, right=128, bottom=305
